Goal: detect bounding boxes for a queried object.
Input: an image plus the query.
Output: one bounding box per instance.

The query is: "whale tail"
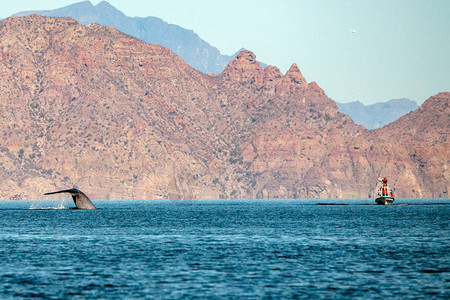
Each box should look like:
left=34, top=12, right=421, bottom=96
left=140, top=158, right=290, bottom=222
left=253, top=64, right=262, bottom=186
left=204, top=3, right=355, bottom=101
left=44, top=188, right=96, bottom=209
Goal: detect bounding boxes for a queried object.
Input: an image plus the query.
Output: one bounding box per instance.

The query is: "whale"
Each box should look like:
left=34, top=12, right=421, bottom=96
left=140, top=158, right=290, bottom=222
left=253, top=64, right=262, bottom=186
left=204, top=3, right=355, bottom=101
left=44, top=188, right=96, bottom=209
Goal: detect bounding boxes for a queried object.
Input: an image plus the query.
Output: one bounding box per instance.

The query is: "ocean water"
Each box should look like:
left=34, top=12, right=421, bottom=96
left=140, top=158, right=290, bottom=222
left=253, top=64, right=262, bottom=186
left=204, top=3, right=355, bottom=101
left=0, top=199, right=448, bottom=299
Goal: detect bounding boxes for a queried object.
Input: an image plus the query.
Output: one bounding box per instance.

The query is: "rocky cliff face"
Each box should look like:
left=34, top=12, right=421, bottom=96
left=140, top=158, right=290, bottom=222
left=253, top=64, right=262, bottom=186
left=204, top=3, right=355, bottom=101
left=311, top=93, right=450, bottom=198
left=0, top=16, right=448, bottom=200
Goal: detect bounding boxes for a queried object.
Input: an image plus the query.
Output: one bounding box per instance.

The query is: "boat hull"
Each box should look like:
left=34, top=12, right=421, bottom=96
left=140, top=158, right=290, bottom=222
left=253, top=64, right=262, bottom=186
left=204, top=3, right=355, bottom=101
left=375, top=196, right=395, bottom=205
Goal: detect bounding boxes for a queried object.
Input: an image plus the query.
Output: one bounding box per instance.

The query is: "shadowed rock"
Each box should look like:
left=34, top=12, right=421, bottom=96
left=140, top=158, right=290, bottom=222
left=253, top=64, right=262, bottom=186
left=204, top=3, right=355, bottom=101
left=44, top=188, right=96, bottom=209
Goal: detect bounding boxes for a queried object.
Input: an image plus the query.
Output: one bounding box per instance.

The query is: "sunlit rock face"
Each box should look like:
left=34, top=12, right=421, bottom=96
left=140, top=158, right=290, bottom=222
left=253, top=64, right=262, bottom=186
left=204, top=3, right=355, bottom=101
left=0, top=16, right=448, bottom=200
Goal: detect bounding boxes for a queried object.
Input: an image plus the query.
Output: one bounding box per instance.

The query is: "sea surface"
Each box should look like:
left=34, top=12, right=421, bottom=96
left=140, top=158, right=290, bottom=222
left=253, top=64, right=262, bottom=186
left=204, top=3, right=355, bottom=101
left=0, top=199, right=448, bottom=299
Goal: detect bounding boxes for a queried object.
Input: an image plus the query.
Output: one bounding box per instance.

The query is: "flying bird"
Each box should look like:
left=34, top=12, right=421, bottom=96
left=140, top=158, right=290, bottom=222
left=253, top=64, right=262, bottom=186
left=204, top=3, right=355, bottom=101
left=351, top=29, right=356, bottom=34
left=44, top=188, right=97, bottom=209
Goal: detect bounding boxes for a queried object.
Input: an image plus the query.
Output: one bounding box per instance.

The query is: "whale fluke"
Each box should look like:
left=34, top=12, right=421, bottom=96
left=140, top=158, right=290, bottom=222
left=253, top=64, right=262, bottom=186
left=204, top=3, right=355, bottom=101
left=44, top=188, right=96, bottom=209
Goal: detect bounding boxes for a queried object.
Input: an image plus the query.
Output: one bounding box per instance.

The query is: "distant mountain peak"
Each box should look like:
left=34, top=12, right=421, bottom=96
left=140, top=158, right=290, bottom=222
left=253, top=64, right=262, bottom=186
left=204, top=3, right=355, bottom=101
left=221, top=50, right=264, bottom=85
left=49, top=0, right=95, bottom=12
left=235, top=50, right=258, bottom=62
left=336, top=98, right=419, bottom=129
left=219, top=50, right=317, bottom=96
left=284, top=63, right=307, bottom=86
left=75, top=0, right=94, bottom=6
left=307, top=82, right=325, bottom=95
left=97, top=0, right=113, bottom=6
left=94, top=1, right=124, bottom=14
left=263, top=65, right=283, bottom=86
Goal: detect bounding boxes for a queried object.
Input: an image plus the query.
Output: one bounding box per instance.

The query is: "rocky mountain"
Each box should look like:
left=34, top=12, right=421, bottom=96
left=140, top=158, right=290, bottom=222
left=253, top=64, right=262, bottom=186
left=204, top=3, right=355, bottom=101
left=12, top=0, right=240, bottom=74
left=336, top=98, right=418, bottom=129
left=0, top=15, right=448, bottom=200
left=14, top=1, right=411, bottom=127
left=310, top=93, right=449, bottom=198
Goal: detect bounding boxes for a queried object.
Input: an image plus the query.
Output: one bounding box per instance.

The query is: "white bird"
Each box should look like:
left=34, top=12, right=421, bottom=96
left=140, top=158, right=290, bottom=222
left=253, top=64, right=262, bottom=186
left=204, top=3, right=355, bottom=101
left=351, top=29, right=356, bottom=34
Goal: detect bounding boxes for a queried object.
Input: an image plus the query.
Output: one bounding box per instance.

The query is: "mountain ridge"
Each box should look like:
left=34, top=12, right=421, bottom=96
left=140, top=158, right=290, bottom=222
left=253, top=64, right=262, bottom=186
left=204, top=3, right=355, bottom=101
left=0, top=15, right=448, bottom=200
left=12, top=0, right=241, bottom=75
left=12, top=1, right=414, bottom=127
left=336, top=98, right=418, bottom=129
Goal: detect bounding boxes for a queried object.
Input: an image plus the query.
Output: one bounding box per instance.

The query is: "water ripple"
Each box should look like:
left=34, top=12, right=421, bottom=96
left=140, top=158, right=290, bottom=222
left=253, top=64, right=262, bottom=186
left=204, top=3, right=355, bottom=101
left=0, top=199, right=448, bottom=298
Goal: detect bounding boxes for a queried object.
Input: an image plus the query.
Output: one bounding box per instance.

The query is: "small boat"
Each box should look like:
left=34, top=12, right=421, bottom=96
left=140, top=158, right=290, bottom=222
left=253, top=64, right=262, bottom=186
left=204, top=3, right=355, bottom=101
left=375, top=177, right=395, bottom=205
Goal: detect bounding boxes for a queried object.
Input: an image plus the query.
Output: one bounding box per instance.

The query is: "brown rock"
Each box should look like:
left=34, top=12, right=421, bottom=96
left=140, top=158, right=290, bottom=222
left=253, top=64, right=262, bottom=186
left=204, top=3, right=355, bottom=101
left=276, top=63, right=308, bottom=95
left=263, top=65, right=283, bottom=90
left=0, top=15, right=448, bottom=200
left=220, top=50, right=264, bottom=87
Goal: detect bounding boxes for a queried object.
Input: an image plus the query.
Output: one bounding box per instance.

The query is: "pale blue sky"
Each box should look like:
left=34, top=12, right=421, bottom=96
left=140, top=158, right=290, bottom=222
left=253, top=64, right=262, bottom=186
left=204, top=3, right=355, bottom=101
left=2, top=0, right=449, bottom=104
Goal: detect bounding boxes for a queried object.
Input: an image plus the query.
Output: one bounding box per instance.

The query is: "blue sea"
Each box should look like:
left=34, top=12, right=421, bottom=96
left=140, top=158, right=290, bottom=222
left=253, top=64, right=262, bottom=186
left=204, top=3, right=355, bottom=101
left=0, top=199, right=448, bottom=299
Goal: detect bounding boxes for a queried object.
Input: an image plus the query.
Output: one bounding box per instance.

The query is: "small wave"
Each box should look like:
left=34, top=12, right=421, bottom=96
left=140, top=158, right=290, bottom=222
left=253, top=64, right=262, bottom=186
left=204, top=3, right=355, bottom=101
left=29, top=206, right=72, bottom=210
left=29, top=199, right=71, bottom=210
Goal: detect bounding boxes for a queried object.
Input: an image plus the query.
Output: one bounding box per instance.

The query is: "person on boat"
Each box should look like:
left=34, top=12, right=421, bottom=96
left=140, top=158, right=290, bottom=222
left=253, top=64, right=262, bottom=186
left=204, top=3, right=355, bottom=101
left=380, top=178, right=388, bottom=196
